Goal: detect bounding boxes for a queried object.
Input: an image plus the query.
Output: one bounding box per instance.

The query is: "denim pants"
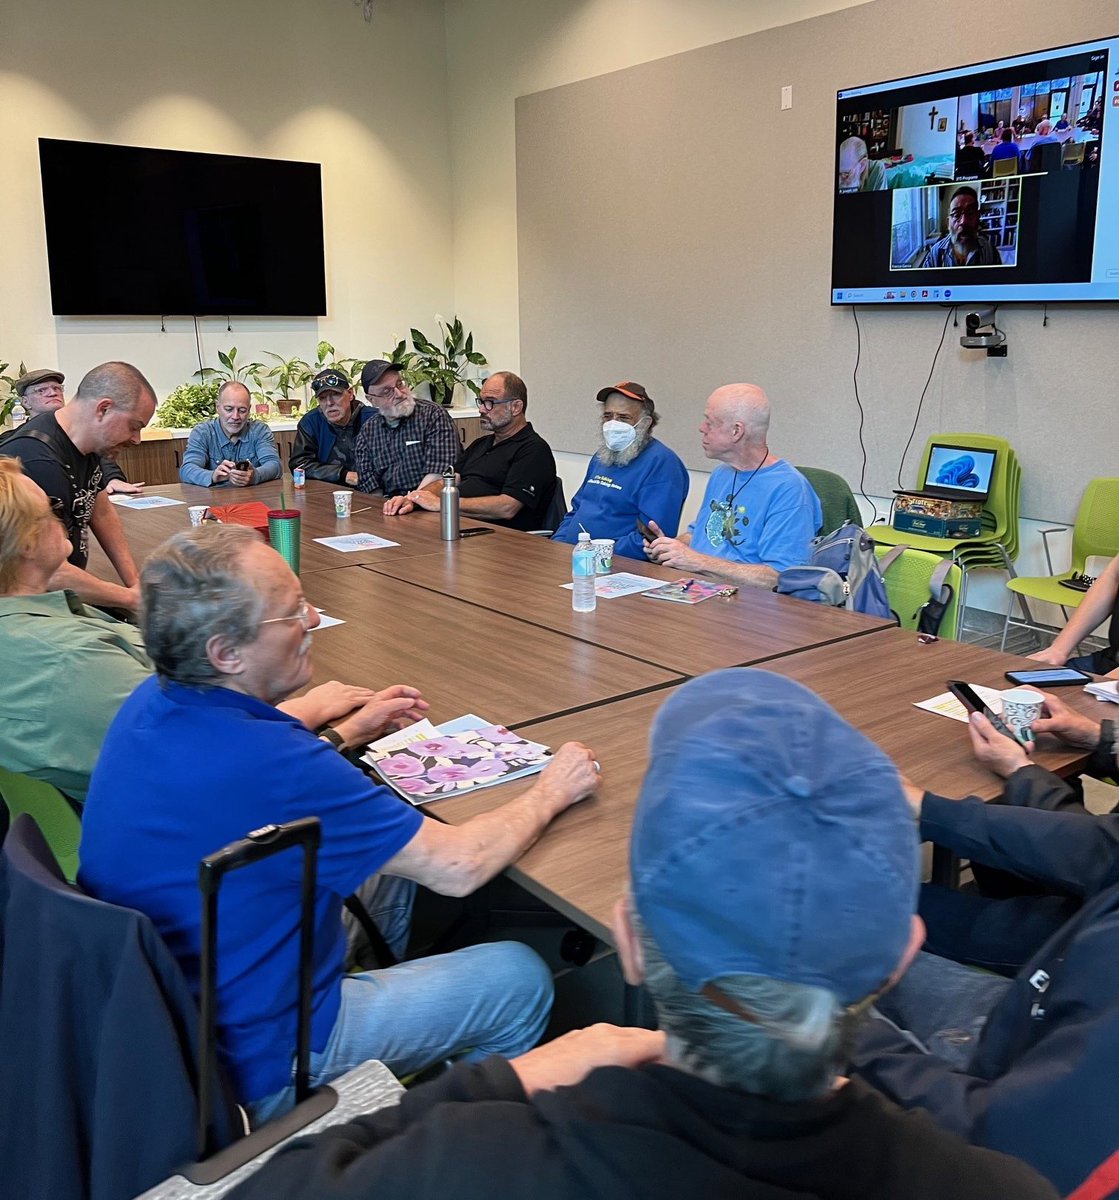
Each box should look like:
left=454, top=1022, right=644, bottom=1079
left=871, top=949, right=1013, bottom=1067
left=248, top=874, right=554, bottom=1124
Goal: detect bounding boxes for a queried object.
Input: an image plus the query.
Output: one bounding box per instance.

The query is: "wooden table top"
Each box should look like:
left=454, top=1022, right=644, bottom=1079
left=430, top=629, right=1110, bottom=943
left=88, top=480, right=515, bottom=575
left=299, top=566, right=679, bottom=727
left=363, top=519, right=895, bottom=674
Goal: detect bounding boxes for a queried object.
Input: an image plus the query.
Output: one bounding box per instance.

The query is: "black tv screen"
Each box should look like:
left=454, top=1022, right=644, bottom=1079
left=39, top=139, right=327, bottom=316
left=831, top=36, right=1117, bottom=305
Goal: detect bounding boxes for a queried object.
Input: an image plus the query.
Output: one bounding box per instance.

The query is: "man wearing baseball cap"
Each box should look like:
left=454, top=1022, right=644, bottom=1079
left=352, top=359, right=458, bottom=497
left=552, top=381, right=689, bottom=560
left=226, top=671, right=1054, bottom=1200
left=290, top=368, right=376, bottom=487
left=2, top=368, right=142, bottom=494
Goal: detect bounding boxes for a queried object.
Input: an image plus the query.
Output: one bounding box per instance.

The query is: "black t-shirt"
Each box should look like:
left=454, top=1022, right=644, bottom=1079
left=0, top=411, right=104, bottom=567
left=456, top=422, right=556, bottom=532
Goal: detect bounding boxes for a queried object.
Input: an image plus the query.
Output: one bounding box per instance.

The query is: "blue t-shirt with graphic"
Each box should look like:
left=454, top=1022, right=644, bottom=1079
left=689, top=460, right=821, bottom=572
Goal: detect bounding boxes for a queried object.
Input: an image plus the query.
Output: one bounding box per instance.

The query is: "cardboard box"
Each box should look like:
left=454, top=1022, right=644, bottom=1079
left=893, top=491, right=984, bottom=520
left=893, top=510, right=982, bottom=539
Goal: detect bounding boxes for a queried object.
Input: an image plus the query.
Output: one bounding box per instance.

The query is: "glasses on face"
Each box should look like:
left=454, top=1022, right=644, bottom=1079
left=258, top=598, right=314, bottom=631
left=478, top=397, right=514, bottom=412
left=365, top=380, right=409, bottom=402
left=26, top=384, right=64, bottom=399
left=950, top=204, right=979, bottom=220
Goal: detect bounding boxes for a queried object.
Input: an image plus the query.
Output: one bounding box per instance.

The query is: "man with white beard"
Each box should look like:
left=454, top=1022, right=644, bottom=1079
left=553, top=381, right=689, bottom=561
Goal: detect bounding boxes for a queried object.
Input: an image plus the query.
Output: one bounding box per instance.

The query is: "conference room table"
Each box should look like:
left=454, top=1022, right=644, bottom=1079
left=87, top=478, right=1111, bottom=947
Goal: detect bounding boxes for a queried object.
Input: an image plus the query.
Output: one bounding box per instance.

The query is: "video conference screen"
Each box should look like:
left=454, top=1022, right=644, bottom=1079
left=831, top=36, right=1119, bottom=304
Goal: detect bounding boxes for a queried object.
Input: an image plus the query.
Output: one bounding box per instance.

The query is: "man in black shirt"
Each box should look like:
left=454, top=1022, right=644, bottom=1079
left=226, top=671, right=1056, bottom=1200
left=382, top=371, right=556, bottom=531
left=0, top=361, right=156, bottom=612
left=290, top=369, right=376, bottom=486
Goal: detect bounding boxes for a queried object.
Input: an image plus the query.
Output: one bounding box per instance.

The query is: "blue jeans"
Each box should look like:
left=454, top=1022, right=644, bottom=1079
left=248, top=874, right=553, bottom=1125
left=871, top=949, right=1013, bottom=1067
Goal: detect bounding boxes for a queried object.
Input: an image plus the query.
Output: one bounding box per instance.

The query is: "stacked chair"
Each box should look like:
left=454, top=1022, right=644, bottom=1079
left=1000, top=477, right=1119, bottom=650
left=871, top=433, right=1026, bottom=633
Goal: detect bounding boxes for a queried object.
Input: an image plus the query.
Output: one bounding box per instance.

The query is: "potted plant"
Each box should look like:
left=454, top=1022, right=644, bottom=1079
left=194, top=347, right=266, bottom=388
left=153, top=379, right=221, bottom=429
left=262, top=352, right=312, bottom=417
left=397, top=316, right=487, bottom=407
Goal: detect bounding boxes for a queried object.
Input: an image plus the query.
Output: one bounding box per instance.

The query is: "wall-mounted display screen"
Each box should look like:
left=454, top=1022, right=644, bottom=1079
left=39, top=139, right=327, bottom=317
left=832, top=36, right=1117, bottom=304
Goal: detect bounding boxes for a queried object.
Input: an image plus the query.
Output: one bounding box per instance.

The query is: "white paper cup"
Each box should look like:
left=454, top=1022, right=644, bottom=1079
left=332, top=490, right=353, bottom=518
left=1000, top=687, right=1044, bottom=740
left=591, top=538, right=615, bottom=574
left=188, top=505, right=208, bottom=527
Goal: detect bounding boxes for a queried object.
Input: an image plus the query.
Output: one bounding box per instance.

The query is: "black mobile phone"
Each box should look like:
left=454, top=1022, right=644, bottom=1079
left=946, top=680, right=1019, bottom=741
left=636, top=517, right=656, bottom=542
left=235, top=460, right=251, bottom=471
left=459, top=527, right=494, bottom=538
left=1004, top=666, right=1092, bottom=687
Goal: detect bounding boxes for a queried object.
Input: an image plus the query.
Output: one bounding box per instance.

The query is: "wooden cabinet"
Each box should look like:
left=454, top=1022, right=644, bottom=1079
left=453, top=415, right=483, bottom=447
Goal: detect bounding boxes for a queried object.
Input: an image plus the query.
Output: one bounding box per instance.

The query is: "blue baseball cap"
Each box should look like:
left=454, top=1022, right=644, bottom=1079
left=630, top=669, right=919, bottom=1006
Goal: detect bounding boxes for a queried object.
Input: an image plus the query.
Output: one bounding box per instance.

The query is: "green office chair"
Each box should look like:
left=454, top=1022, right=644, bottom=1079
left=0, top=766, right=81, bottom=883
left=876, top=546, right=962, bottom=640
left=1001, top=477, right=1119, bottom=650
left=872, top=434, right=1023, bottom=630
left=796, top=466, right=862, bottom=536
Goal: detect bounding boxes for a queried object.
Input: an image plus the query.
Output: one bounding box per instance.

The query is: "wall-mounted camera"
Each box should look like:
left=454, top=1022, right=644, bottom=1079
left=960, top=306, right=1007, bottom=357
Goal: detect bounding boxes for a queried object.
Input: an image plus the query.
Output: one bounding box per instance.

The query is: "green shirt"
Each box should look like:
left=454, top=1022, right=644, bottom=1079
left=0, top=591, right=152, bottom=804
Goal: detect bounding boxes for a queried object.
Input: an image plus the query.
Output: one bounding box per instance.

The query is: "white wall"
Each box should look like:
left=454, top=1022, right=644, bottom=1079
left=443, top=0, right=872, bottom=371
left=0, top=0, right=455, bottom=400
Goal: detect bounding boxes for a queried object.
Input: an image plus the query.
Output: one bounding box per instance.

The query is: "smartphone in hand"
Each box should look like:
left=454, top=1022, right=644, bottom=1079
left=235, top=460, right=252, bottom=472
left=946, top=680, right=1024, bottom=743
left=636, top=517, right=656, bottom=543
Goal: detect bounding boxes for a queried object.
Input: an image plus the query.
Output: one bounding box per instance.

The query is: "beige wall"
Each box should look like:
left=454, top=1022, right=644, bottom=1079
left=444, top=0, right=872, bottom=370
left=0, top=0, right=455, bottom=399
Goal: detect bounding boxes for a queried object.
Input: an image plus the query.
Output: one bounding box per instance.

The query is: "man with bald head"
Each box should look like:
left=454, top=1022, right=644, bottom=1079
left=645, top=384, right=820, bottom=589
left=179, top=380, right=282, bottom=487
left=0, top=360, right=157, bottom=612
left=838, top=136, right=887, bottom=193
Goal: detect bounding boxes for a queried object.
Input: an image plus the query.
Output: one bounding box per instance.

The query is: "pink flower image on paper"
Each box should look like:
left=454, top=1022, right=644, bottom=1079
left=473, top=725, right=519, bottom=743
left=411, top=737, right=471, bottom=757
left=428, top=763, right=478, bottom=783
left=377, top=754, right=426, bottom=778
left=464, top=759, right=509, bottom=781
left=395, top=777, right=437, bottom=797
left=493, top=744, right=530, bottom=760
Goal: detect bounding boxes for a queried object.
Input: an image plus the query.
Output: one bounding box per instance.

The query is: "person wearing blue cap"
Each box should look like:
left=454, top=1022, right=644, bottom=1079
left=223, top=670, right=1055, bottom=1200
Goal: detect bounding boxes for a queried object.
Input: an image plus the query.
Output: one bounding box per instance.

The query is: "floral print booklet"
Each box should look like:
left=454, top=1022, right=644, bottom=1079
left=361, top=715, right=551, bottom=804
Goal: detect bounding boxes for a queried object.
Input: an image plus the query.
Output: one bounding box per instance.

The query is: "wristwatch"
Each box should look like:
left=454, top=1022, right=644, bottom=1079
left=319, top=726, right=346, bottom=752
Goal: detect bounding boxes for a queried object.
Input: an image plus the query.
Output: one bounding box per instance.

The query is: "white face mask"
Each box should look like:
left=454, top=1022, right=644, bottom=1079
left=602, top=420, right=637, bottom=452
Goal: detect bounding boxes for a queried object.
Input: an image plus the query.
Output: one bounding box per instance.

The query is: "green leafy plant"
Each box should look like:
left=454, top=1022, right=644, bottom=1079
left=194, top=346, right=265, bottom=385
left=153, top=379, right=220, bottom=429
left=393, top=317, right=487, bottom=406
left=262, top=352, right=312, bottom=401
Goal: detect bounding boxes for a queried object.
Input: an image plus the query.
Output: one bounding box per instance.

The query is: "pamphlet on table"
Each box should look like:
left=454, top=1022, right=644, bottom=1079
left=109, top=494, right=184, bottom=509
left=313, top=532, right=400, bottom=553
left=559, top=572, right=664, bottom=599
left=915, top=684, right=1003, bottom=723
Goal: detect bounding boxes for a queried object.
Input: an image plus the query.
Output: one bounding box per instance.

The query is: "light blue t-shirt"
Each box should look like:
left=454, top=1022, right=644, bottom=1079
left=689, top=460, right=821, bottom=573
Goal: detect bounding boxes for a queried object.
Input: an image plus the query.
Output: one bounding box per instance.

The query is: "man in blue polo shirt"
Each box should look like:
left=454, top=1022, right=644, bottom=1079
left=645, top=383, right=820, bottom=588
left=553, top=381, right=689, bottom=561
left=79, top=525, right=599, bottom=1122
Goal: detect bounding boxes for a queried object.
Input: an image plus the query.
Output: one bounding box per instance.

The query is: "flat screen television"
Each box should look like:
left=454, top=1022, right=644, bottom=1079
left=39, top=139, right=327, bottom=316
left=831, top=36, right=1117, bottom=305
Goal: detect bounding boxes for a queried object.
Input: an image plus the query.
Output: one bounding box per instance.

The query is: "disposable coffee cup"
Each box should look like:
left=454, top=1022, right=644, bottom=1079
left=333, top=490, right=353, bottom=518
left=188, top=505, right=208, bottom=527
left=591, top=538, right=615, bottom=574
left=1000, top=687, right=1044, bottom=742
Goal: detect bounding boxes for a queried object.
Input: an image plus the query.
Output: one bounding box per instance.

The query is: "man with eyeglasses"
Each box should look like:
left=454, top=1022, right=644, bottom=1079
left=920, top=187, right=1002, bottom=267
left=81, top=524, right=599, bottom=1126
left=290, top=368, right=376, bottom=487
left=0, top=368, right=144, bottom=495
left=352, top=360, right=458, bottom=498
left=383, top=372, right=556, bottom=532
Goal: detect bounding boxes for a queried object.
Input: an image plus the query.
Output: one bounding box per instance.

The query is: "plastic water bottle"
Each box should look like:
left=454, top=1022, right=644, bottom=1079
left=9, top=401, right=27, bottom=428
left=440, top=467, right=460, bottom=541
left=572, top=532, right=597, bottom=612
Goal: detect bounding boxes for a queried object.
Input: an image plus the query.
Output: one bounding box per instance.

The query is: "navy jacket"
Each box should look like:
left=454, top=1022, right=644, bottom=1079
left=853, top=784, right=1119, bottom=1194
left=290, top=405, right=376, bottom=484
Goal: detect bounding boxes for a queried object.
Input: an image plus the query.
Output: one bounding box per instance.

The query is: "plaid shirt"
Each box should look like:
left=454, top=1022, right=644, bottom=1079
left=353, top=398, right=459, bottom=496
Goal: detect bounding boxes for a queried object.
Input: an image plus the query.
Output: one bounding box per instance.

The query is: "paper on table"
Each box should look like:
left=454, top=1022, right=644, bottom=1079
left=312, top=608, right=345, bottom=630
left=559, top=572, right=665, bottom=599
left=109, top=494, right=185, bottom=509
left=313, top=532, right=400, bottom=553
left=1084, top=679, right=1119, bottom=704
left=914, top=683, right=1003, bottom=723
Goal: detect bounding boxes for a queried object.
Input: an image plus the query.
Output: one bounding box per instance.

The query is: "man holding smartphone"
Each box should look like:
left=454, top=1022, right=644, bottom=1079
left=179, top=381, right=283, bottom=487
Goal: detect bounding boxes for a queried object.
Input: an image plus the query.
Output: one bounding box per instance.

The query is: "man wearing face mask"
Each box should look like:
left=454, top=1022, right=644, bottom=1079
left=383, top=372, right=556, bottom=532
left=552, top=382, right=689, bottom=561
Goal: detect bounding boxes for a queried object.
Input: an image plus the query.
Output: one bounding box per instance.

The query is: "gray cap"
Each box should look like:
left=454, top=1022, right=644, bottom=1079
left=15, top=368, right=65, bottom=396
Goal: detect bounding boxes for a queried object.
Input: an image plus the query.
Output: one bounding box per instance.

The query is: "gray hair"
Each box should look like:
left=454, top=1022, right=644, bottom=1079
left=140, top=525, right=266, bottom=686
left=636, top=915, right=852, bottom=1100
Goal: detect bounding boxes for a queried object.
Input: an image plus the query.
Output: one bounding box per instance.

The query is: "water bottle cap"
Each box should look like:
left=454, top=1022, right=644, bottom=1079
left=577, top=531, right=591, bottom=542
